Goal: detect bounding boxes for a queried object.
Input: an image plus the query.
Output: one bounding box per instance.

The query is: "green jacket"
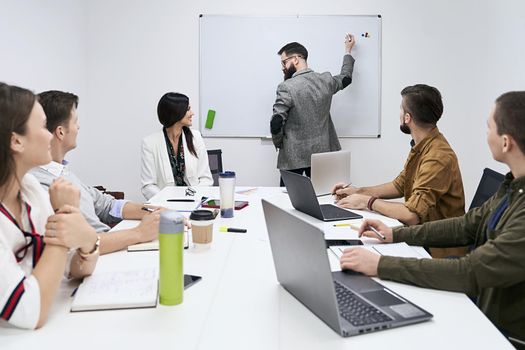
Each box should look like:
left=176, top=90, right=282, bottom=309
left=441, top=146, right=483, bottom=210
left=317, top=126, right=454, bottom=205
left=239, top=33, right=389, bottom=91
left=378, top=173, right=525, bottom=340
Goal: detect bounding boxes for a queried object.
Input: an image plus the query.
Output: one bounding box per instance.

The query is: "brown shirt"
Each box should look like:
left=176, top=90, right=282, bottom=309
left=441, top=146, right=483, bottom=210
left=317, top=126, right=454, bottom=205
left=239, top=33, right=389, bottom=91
left=392, top=127, right=466, bottom=257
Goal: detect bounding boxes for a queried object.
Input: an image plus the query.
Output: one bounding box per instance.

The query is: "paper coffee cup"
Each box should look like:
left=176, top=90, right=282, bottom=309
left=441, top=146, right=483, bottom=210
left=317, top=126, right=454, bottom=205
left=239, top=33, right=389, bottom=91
left=189, top=210, right=215, bottom=247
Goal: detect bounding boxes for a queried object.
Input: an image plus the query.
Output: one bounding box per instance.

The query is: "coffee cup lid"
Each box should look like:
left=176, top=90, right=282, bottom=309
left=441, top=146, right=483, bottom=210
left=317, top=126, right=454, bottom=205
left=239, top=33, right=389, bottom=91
left=190, top=209, right=215, bottom=221
left=219, top=171, right=236, bottom=178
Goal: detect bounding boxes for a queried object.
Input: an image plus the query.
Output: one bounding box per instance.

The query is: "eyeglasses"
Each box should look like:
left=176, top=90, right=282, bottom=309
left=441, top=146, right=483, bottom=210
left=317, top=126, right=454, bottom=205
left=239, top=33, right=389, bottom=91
left=185, top=187, right=196, bottom=196
left=281, top=55, right=300, bottom=67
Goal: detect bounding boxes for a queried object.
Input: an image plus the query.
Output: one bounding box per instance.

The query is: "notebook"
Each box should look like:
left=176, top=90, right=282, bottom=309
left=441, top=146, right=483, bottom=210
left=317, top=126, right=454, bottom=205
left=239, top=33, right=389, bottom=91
left=329, top=242, right=431, bottom=260
left=280, top=170, right=362, bottom=221
left=71, top=266, right=158, bottom=312
left=311, top=150, right=351, bottom=196
left=128, top=240, right=159, bottom=252
left=262, top=199, right=432, bottom=337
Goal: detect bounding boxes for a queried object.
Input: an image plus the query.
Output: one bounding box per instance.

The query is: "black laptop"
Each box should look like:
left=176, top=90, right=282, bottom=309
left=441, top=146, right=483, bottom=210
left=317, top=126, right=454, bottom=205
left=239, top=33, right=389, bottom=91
left=280, top=170, right=362, bottom=221
left=262, top=199, right=433, bottom=337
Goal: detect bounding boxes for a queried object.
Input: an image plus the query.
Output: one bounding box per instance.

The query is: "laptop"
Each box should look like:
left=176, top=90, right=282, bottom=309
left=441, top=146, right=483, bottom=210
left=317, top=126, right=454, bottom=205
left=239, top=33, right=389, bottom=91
left=262, top=200, right=433, bottom=337
left=280, top=170, right=362, bottom=221
left=311, top=150, right=351, bottom=196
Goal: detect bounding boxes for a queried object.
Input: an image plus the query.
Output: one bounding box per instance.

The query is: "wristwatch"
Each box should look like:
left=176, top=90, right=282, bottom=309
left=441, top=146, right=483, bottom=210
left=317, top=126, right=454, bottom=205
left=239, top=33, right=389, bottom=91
left=78, top=235, right=100, bottom=259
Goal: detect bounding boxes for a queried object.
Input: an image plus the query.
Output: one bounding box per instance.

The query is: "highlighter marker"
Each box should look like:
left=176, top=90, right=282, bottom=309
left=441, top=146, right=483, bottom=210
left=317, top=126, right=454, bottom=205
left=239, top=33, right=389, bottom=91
left=219, top=226, right=247, bottom=233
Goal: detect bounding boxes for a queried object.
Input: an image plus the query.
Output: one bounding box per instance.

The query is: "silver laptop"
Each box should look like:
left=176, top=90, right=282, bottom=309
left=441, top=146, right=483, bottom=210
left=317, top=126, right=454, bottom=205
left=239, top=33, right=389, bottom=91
left=262, top=199, right=433, bottom=337
left=311, top=150, right=351, bottom=196
left=280, top=170, right=362, bottom=221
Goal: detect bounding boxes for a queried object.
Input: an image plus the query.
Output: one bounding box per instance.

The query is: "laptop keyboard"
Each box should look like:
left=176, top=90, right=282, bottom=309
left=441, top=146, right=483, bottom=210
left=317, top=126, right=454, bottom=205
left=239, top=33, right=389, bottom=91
left=334, top=281, right=392, bottom=327
left=320, top=205, right=356, bottom=219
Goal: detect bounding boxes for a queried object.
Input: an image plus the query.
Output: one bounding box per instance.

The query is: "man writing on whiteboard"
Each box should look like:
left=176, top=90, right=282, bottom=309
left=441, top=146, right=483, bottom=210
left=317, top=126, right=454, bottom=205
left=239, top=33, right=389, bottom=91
left=270, top=34, right=356, bottom=186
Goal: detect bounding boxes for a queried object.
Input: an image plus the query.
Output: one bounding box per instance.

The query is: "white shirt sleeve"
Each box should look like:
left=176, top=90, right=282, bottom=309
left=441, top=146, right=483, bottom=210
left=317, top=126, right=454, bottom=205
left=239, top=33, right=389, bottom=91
left=0, top=246, right=40, bottom=329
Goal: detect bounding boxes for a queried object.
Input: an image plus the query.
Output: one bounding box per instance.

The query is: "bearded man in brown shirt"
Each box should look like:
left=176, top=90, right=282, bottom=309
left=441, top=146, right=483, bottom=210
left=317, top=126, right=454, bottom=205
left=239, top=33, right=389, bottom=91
left=339, top=91, right=525, bottom=348
left=333, top=84, right=466, bottom=258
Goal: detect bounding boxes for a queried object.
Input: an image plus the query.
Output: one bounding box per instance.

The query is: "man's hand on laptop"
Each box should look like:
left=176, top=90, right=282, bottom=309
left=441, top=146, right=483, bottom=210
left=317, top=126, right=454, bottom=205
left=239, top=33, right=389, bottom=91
left=336, top=193, right=369, bottom=209
left=340, top=248, right=380, bottom=276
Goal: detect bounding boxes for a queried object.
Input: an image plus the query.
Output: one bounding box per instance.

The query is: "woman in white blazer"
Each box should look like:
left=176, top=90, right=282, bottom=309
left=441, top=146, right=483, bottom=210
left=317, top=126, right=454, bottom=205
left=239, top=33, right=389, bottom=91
left=141, top=92, right=213, bottom=200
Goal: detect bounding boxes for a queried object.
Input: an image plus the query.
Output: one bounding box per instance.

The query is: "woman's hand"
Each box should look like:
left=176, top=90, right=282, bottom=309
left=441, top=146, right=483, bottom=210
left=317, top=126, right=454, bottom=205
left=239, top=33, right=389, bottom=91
left=44, top=205, right=97, bottom=251
left=49, top=178, right=80, bottom=210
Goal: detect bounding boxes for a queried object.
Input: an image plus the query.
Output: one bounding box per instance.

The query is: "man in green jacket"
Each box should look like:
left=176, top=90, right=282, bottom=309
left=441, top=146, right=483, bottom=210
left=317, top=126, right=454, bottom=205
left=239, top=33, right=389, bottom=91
left=340, top=91, right=525, bottom=346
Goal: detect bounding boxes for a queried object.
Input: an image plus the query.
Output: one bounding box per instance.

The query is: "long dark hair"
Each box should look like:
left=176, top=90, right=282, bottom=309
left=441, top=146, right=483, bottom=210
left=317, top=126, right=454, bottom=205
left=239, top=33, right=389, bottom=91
left=157, top=92, right=197, bottom=157
left=0, top=82, right=36, bottom=189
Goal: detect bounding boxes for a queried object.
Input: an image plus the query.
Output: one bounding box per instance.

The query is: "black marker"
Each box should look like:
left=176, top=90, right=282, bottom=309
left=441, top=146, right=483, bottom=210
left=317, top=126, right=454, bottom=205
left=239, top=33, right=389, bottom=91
left=220, top=226, right=247, bottom=233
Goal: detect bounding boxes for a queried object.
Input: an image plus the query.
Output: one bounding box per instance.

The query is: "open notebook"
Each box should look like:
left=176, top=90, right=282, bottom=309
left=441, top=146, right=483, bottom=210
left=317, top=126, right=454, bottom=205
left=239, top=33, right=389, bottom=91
left=71, top=266, right=158, bottom=312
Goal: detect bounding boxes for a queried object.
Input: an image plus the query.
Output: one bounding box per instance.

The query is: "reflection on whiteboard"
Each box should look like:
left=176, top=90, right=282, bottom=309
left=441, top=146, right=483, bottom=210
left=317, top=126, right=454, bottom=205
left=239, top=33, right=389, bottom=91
left=199, top=15, right=382, bottom=138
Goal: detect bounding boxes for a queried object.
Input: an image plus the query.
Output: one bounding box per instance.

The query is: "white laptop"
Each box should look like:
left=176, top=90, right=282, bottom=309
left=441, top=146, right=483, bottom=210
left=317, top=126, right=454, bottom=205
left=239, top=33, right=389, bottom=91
left=311, top=150, right=351, bottom=196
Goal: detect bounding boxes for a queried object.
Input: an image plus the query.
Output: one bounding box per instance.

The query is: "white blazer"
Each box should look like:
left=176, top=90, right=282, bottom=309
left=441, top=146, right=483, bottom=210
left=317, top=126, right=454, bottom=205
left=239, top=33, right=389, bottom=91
left=141, top=129, right=213, bottom=200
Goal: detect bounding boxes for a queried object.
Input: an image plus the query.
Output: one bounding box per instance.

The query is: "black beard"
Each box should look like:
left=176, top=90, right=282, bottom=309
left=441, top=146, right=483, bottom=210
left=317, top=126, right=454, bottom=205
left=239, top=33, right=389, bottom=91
left=400, top=122, right=411, bottom=135
left=283, top=65, right=297, bottom=80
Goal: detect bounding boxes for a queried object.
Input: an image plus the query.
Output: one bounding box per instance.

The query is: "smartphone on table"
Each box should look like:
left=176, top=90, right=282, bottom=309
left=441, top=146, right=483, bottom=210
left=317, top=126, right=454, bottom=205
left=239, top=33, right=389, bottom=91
left=201, top=199, right=249, bottom=210
left=325, top=239, right=363, bottom=248
left=184, top=274, right=202, bottom=289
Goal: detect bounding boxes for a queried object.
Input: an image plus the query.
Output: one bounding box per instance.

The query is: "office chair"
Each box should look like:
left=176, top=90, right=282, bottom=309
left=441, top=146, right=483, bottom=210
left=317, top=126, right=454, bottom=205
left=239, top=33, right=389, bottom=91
left=94, top=185, right=125, bottom=200
left=463, top=167, right=506, bottom=266
left=207, top=149, right=223, bottom=186
left=469, top=168, right=505, bottom=210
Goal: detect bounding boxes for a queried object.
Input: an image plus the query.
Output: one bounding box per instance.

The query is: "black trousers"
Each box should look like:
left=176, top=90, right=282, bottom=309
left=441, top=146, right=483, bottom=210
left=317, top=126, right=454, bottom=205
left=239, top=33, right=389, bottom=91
left=279, top=167, right=311, bottom=187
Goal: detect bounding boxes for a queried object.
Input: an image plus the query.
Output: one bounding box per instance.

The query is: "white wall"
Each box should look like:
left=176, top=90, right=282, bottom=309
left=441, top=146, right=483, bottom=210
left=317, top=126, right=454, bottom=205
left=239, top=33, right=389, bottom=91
left=0, top=1, right=87, bottom=109
left=2, top=0, right=524, bottom=204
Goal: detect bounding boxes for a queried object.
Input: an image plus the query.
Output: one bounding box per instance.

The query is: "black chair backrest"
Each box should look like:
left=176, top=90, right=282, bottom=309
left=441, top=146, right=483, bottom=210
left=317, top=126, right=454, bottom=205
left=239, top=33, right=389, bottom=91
left=207, top=149, right=223, bottom=186
left=469, top=168, right=505, bottom=210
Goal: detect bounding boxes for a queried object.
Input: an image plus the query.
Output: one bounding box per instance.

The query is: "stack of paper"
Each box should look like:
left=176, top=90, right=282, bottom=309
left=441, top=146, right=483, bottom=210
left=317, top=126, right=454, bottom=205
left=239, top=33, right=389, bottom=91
left=330, top=242, right=430, bottom=259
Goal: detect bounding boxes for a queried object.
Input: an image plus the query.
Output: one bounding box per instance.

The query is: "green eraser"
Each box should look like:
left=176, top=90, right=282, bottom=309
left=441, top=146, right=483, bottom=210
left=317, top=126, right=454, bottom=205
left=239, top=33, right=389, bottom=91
left=205, top=109, right=216, bottom=129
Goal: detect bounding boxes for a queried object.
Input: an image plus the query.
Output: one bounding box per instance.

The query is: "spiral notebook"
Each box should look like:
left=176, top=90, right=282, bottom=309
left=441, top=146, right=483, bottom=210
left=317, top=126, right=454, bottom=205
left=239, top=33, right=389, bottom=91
left=71, top=266, right=158, bottom=312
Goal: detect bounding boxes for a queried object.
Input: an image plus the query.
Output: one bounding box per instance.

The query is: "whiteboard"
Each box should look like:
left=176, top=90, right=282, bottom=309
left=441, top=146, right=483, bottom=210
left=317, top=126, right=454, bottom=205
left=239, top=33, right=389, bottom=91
left=199, top=15, right=381, bottom=138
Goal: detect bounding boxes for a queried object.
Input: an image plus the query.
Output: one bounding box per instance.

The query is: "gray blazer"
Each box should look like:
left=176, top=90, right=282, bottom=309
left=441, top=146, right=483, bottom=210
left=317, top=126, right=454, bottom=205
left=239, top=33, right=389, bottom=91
left=271, top=54, right=355, bottom=170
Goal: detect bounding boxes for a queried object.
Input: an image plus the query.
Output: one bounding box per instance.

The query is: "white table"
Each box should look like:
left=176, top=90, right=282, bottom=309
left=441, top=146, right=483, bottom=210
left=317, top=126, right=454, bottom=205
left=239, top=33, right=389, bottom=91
left=0, top=186, right=513, bottom=349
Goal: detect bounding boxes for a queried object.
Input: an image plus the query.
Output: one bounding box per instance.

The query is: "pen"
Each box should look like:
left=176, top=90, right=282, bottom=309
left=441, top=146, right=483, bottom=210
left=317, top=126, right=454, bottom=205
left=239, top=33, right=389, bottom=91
left=368, top=225, right=386, bottom=240
left=167, top=199, right=196, bottom=202
left=195, top=196, right=209, bottom=209
left=141, top=207, right=155, bottom=213
left=334, top=223, right=384, bottom=240
left=219, top=226, right=247, bottom=233
left=332, top=183, right=352, bottom=195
